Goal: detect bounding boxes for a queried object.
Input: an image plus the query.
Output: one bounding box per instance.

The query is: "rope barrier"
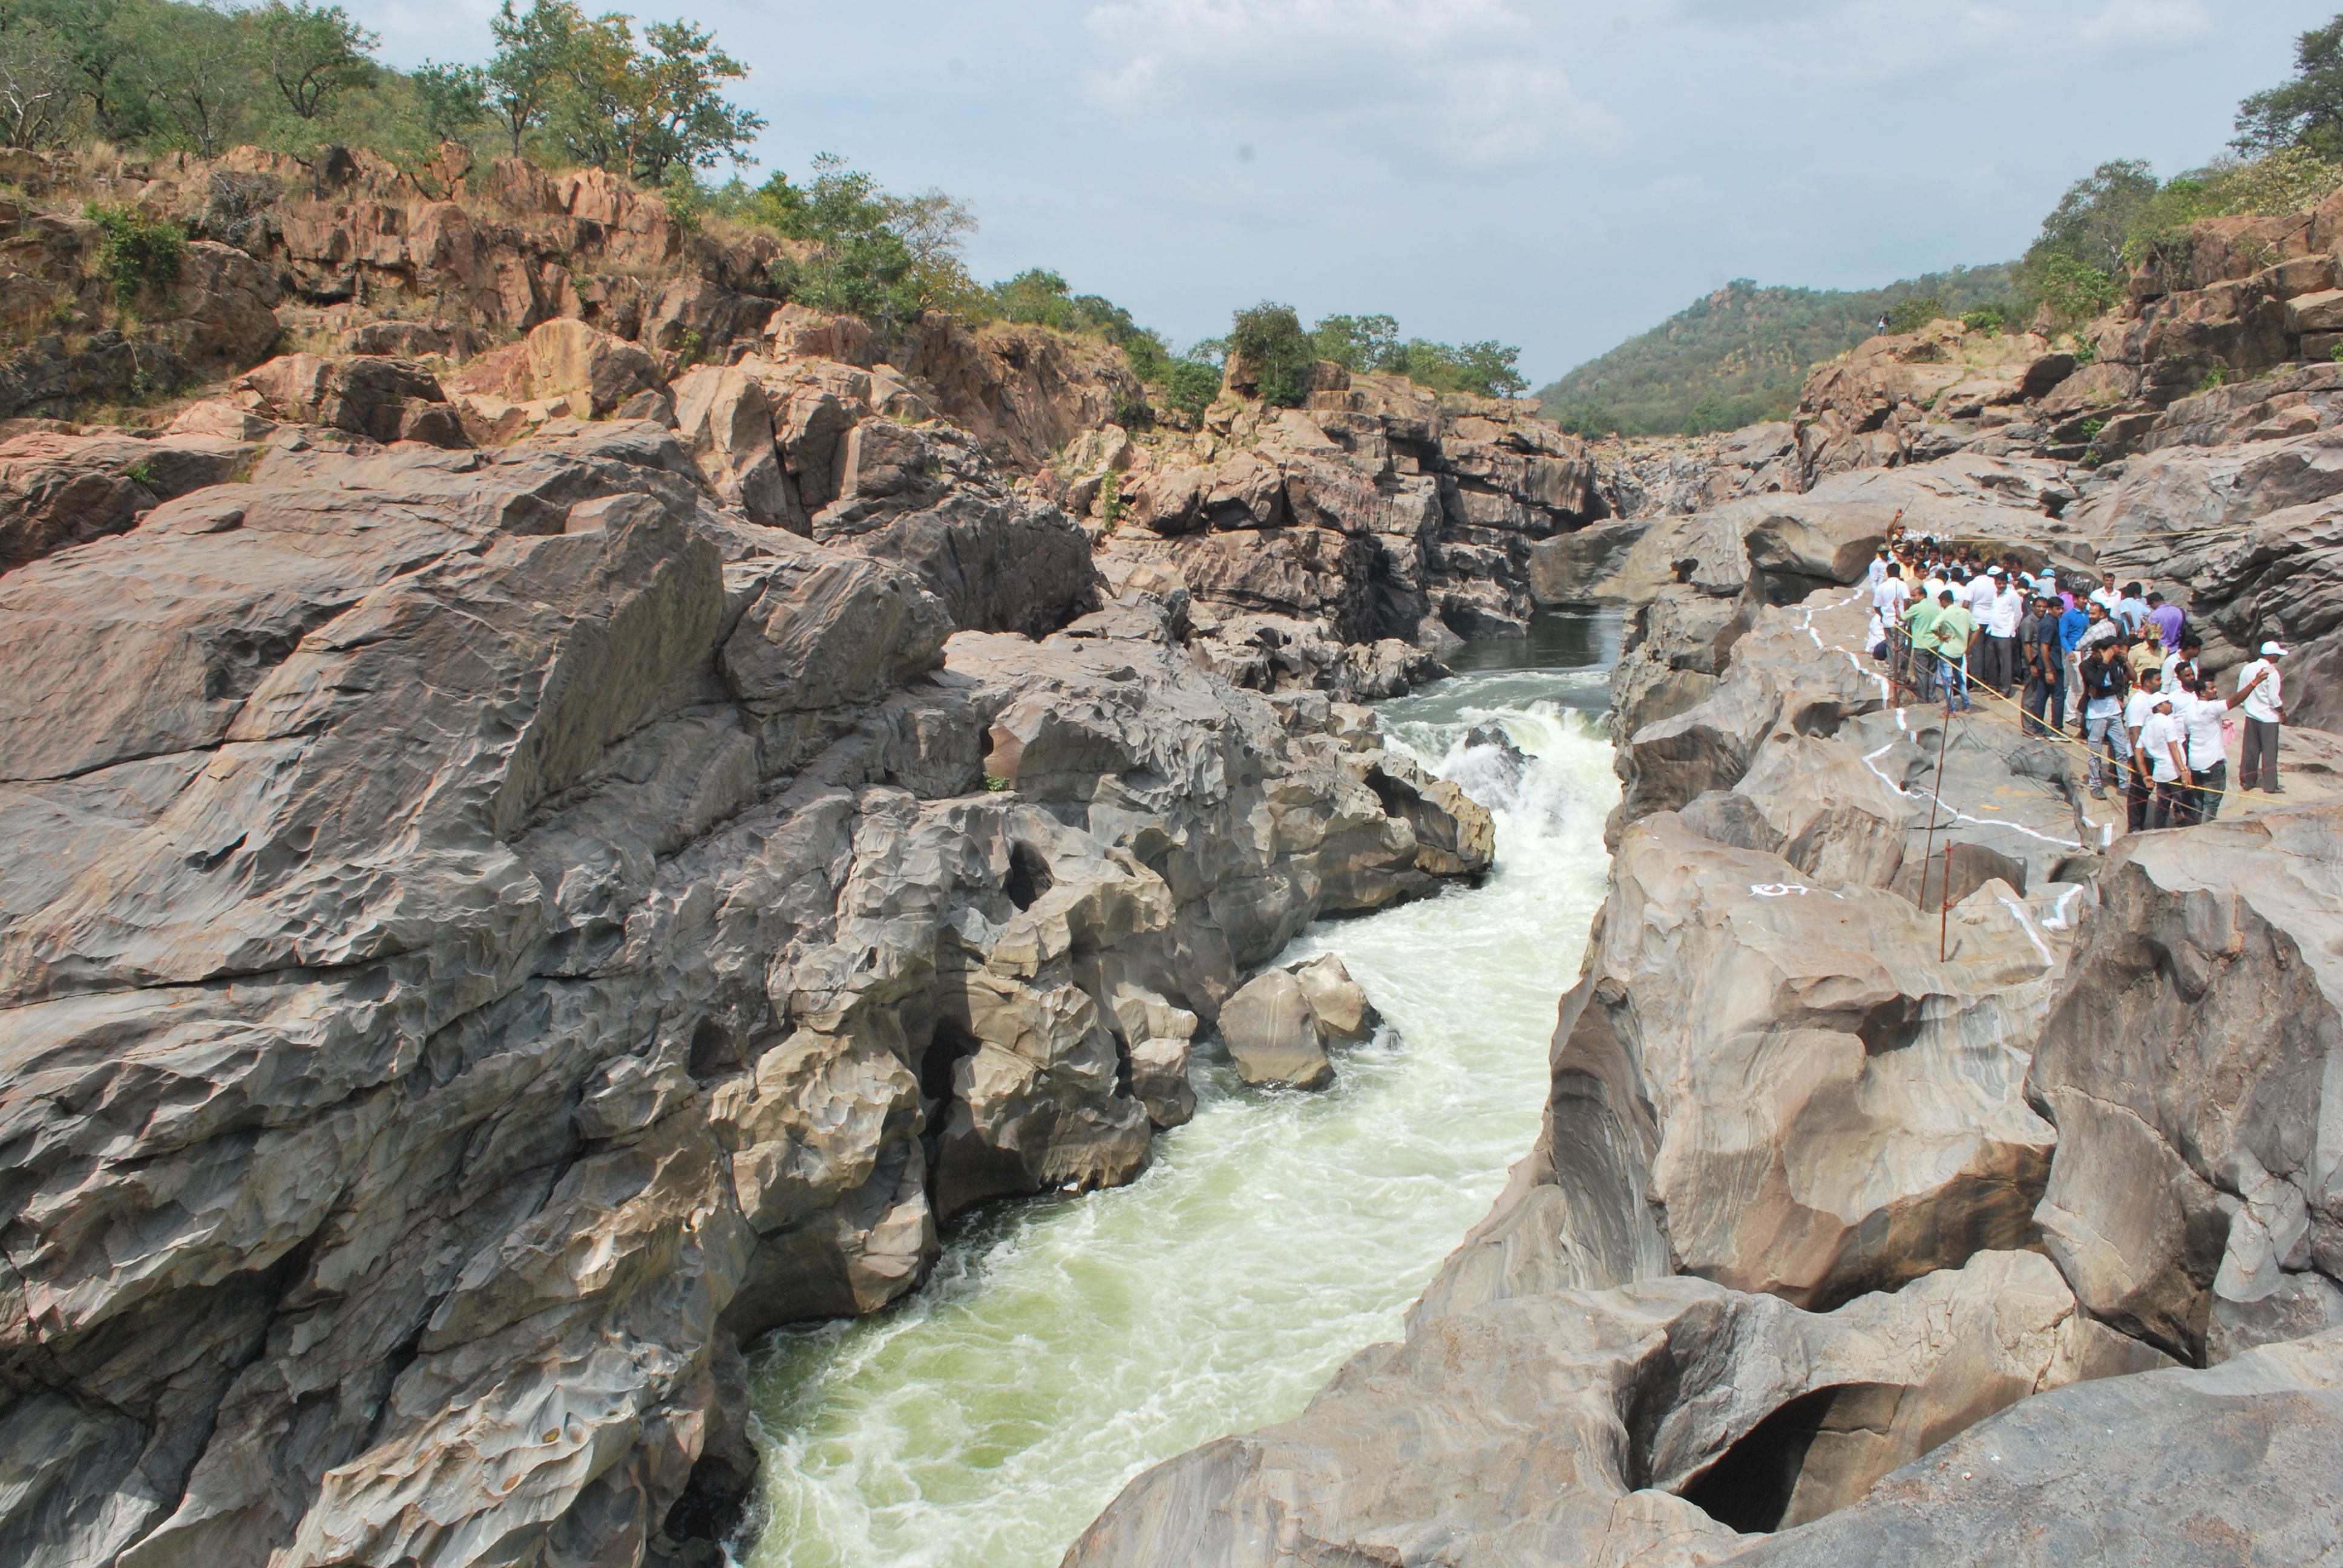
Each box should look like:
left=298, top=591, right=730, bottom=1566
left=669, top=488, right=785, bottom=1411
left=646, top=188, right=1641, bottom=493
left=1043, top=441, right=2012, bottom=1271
left=1872, top=625, right=2238, bottom=814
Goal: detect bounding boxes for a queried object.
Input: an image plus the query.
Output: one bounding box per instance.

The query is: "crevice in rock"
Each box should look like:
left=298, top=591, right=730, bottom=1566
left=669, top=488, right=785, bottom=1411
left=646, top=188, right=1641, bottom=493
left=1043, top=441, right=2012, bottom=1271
left=1677, top=1381, right=1910, bottom=1535
left=1004, top=841, right=1054, bottom=911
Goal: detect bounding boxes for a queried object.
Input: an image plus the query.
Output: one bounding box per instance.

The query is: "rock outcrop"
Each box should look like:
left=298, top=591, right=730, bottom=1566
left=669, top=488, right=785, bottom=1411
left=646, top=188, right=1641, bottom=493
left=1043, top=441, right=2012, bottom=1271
left=1217, top=955, right=1383, bottom=1089
left=0, top=396, right=1490, bottom=1568
left=0, top=426, right=252, bottom=570
left=1731, top=1328, right=2343, bottom=1566
left=1065, top=1252, right=2161, bottom=1568
left=1080, top=374, right=1606, bottom=697
left=2027, top=806, right=2343, bottom=1365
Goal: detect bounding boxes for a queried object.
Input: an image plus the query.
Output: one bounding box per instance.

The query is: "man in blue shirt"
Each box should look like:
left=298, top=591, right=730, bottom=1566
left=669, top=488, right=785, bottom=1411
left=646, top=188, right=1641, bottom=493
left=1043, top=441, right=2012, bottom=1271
left=2058, top=596, right=2091, bottom=735
left=2115, top=581, right=2149, bottom=635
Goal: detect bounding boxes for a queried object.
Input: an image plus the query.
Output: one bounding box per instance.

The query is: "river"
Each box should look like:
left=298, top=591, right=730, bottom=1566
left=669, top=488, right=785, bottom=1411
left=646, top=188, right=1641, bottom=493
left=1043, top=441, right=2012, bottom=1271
left=739, top=613, right=1622, bottom=1568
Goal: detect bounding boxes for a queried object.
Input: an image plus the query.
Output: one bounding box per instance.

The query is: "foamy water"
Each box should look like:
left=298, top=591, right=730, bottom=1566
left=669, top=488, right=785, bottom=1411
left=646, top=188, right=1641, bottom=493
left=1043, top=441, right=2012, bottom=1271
left=740, top=621, right=1620, bottom=1568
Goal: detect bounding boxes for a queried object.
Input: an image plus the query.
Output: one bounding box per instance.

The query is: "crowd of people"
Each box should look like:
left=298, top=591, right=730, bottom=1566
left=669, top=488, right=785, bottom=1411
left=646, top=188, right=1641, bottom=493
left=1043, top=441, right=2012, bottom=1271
left=1864, top=527, right=2289, bottom=833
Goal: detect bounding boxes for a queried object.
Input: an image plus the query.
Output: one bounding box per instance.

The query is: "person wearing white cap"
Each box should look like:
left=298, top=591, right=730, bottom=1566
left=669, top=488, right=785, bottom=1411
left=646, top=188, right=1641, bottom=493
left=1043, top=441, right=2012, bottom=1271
left=2235, top=640, right=2287, bottom=793
left=2138, top=690, right=2190, bottom=829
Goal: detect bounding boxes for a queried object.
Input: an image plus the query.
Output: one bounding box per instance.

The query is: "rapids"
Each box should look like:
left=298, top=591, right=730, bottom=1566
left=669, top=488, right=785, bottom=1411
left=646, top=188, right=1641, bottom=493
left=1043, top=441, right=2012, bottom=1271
left=741, top=614, right=1621, bottom=1568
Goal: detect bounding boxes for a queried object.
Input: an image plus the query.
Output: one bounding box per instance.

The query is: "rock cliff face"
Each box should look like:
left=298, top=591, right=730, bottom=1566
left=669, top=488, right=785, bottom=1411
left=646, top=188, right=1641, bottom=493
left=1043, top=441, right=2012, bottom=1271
left=0, top=374, right=1490, bottom=1568
left=1076, top=309, right=2343, bottom=1562
left=1064, top=367, right=1610, bottom=699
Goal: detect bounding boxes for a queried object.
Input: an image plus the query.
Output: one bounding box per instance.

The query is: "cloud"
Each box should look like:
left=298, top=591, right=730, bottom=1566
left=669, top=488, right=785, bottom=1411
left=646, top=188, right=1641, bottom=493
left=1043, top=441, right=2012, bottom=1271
left=1080, top=0, right=1619, bottom=168
left=2074, top=0, right=2215, bottom=48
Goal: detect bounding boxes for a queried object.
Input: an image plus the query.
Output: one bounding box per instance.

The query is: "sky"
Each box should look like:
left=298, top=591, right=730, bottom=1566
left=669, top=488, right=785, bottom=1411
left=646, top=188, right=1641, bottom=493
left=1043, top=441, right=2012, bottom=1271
left=347, top=0, right=2339, bottom=385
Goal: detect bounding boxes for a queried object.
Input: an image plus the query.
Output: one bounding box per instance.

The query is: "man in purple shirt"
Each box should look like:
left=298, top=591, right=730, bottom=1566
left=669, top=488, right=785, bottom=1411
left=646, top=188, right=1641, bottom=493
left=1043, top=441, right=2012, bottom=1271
left=2146, top=590, right=2184, bottom=649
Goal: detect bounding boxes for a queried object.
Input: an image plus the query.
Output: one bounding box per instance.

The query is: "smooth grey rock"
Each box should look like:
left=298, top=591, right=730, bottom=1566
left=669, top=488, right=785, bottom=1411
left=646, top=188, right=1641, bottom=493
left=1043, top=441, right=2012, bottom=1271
left=2028, top=805, right=2343, bottom=1364
left=1732, top=1328, right=2343, bottom=1567
left=1291, top=953, right=1379, bottom=1046
left=1066, top=1253, right=2161, bottom=1568
left=1219, top=970, right=1331, bottom=1090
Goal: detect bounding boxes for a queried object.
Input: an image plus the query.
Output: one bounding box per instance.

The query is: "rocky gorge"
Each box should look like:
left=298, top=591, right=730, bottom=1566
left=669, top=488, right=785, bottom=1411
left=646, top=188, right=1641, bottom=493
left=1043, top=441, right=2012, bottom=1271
left=0, top=137, right=2341, bottom=1568
left=1070, top=270, right=2343, bottom=1561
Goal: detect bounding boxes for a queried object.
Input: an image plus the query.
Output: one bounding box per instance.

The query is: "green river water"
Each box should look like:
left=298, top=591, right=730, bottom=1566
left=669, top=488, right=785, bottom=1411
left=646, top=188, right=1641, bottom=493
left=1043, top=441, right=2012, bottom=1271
left=741, top=615, right=1621, bottom=1568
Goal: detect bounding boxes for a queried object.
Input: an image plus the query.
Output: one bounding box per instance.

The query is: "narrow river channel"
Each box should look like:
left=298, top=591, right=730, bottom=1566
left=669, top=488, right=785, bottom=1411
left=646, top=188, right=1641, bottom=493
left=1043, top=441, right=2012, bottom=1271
left=741, top=614, right=1622, bottom=1568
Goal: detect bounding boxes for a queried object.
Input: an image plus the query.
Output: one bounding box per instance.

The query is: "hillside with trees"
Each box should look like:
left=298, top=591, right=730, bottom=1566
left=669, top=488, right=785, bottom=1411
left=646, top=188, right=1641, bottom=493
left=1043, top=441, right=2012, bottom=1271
left=1546, top=16, right=2343, bottom=440
left=1536, top=266, right=2017, bottom=437
left=0, top=0, right=1532, bottom=422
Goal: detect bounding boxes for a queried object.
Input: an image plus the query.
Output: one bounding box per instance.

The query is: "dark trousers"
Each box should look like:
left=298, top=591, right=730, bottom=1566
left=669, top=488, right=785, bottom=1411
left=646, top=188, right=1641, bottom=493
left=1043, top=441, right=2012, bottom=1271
left=2152, top=779, right=2190, bottom=829
left=2126, top=765, right=2152, bottom=832
left=2022, top=667, right=2065, bottom=737
left=2186, top=761, right=2227, bottom=825
left=2240, top=718, right=2281, bottom=791
left=1984, top=635, right=2017, bottom=693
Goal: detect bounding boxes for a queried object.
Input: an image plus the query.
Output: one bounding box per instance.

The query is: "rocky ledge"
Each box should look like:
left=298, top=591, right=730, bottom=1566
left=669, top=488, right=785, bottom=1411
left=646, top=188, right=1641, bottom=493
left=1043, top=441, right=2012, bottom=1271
left=1070, top=376, right=2343, bottom=1564
left=0, top=411, right=1489, bottom=1567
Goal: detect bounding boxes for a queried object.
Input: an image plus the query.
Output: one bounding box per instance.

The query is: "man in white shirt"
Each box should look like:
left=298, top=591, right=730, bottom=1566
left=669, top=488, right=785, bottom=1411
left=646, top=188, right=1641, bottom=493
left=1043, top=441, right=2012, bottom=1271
left=2235, top=641, right=2286, bottom=793
left=1866, top=547, right=1890, bottom=592
left=1982, top=570, right=2025, bottom=695
left=2122, top=680, right=2161, bottom=833
left=2138, top=693, right=2189, bottom=829
left=2161, top=635, right=2203, bottom=694
left=1872, top=564, right=1909, bottom=619
left=2175, top=670, right=2236, bottom=823
left=1965, top=567, right=1998, bottom=617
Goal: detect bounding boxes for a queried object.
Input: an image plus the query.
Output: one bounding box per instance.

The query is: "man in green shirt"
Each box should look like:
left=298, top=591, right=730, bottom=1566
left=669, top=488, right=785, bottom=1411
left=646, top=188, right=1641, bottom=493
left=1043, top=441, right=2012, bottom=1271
left=1901, top=592, right=1944, bottom=702
left=1926, top=587, right=1978, bottom=711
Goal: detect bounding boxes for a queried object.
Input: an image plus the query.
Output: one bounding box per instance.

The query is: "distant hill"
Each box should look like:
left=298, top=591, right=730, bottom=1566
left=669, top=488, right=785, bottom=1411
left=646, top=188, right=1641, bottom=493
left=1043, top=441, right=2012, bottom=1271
left=1538, top=266, right=2019, bottom=436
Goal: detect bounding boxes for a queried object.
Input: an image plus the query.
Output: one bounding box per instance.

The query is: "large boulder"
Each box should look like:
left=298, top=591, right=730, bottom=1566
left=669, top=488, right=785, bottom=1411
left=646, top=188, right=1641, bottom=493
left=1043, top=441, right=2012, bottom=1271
left=1545, top=817, right=2063, bottom=1312
left=0, top=430, right=251, bottom=572
left=1219, top=970, right=1331, bottom=1088
left=672, top=363, right=791, bottom=530
left=232, top=352, right=468, bottom=446
left=523, top=318, right=666, bottom=417
left=1732, top=1329, right=2343, bottom=1567
left=1064, top=1253, right=2161, bottom=1568
left=2027, top=805, right=2343, bottom=1364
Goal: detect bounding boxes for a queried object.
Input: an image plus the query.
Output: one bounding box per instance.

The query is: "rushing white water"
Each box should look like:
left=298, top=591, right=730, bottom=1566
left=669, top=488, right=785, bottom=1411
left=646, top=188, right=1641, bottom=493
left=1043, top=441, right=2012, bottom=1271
left=741, top=617, right=1622, bottom=1568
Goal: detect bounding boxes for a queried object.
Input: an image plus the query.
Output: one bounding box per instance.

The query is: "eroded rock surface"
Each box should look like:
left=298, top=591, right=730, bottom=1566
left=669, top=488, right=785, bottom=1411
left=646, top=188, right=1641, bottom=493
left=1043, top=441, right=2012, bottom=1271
left=1065, top=1252, right=2160, bottom=1568
left=0, top=414, right=1488, bottom=1567
left=2028, top=806, right=2343, bottom=1365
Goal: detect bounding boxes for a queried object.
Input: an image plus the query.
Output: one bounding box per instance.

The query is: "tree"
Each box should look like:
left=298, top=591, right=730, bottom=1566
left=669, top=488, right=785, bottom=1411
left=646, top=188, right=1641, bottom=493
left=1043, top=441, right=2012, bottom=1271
left=0, top=16, right=78, bottom=147
left=1228, top=302, right=1312, bottom=406
left=2030, top=158, right=2160, bottom=278
left=485, top=0, right=577, bottom=157
left=2235, top=14, right=2343, bottom=160
left=412, top=59, right=487, bottom=143
left=544, top=11, right=762, bottom=183
left=1384, top=336, right=1528, bottom=398
left=255, top=0, right=374, bottom=121
left=128, top=1, right=257, bottom=157
left=1309, top=312, right=1397, bottom=372
left=1885, top=292, right=1946, bottom=333
left=8, top=0, right=151, bottom=140
left=621, top=18, right=761, bottom=182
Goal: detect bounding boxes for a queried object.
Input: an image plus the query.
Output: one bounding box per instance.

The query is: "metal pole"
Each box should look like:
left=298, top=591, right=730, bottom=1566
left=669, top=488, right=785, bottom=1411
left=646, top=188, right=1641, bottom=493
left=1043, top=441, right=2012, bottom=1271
left=1917, top=706, right=1951, bottom=913
left=1939, top=843, right=1951, bottom=962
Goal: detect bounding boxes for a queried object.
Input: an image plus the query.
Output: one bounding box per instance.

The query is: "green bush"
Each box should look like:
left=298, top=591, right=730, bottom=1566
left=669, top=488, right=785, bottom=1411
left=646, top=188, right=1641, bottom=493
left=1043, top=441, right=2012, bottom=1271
left=1154, top=358, right=1221, bottom=421
left=1961, top=303, right=2010, bottom=334
left=1228, top=302, right=1312, bottom=408
left=1886, top=293, right=1946, bottom=333
left=84, top=203, right=186, bottom=309
left=2023, top=250, right=2123, bottom=332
